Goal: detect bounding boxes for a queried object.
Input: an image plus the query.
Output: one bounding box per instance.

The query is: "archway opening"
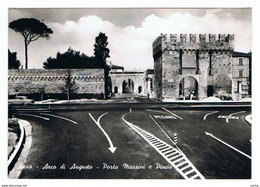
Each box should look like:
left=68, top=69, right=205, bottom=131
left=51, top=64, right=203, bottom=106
left=138, top=86, right=142, bottom=93
left=114, top=86, right=118, bottom=93
left=122, top=79, right=134, bottom=93
left=207, top=85, right=214, bottom=97
left=179, top=76, right=198, bottom=100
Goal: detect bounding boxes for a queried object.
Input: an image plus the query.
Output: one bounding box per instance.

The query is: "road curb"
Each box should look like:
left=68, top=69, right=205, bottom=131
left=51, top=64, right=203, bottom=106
left=8, top=120, right=25, bottom=172
left=9, top=102, right=251, bottom=113
left=8, top=119, right=32, bottom=178
left=245, top=114, right=252, bottom=124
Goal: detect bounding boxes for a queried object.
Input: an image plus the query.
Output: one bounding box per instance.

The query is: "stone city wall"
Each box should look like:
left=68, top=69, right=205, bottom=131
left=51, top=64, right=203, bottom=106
left=8, top=69, right=105, bottom=96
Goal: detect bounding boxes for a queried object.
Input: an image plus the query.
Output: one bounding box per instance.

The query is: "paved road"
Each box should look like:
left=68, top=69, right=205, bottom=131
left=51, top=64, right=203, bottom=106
left=10, top=98, right=251, bottom=179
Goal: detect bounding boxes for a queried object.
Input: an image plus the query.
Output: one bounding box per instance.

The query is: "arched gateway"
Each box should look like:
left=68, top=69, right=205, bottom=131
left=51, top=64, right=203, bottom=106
left=122, top=79, right=134, bottom=93
left=110, top=70, right=148, bottom=95
left=179, top=76, right=198, bottom=100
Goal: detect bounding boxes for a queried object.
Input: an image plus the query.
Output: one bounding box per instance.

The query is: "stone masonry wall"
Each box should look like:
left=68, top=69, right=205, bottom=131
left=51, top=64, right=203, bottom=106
left=198, top=51, right=210, bottom=99
left=8, top=69, right=105, bottom=95
left=162, top=50, right=180, bottom=99
left=153, top=42, right=163, bottom=100
left=211, top=51, right=233, bottom=95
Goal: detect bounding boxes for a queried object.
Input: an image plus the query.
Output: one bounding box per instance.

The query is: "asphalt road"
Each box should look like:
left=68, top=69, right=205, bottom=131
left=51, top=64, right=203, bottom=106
left=10, top=98, right=251, bottom=179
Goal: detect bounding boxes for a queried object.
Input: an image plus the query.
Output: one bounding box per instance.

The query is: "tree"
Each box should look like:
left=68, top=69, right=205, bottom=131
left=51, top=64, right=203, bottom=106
left=60, top=69, right=78, bottom=100
left=9, top=18, right=53, bottom=69
left=93, top=32, right=111, bottom=99
left=8, top=49, right=21, bottom=69
left=43, top=47, right=96, bottom=69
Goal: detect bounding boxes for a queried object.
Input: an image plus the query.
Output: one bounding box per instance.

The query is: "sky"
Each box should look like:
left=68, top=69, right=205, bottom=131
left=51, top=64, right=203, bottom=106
left=8, top=8, right=252, bottom=71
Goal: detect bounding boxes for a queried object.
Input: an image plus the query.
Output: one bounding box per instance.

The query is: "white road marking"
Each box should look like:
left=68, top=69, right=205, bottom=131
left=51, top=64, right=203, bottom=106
left=149, top=115, right=182, bottom=154
left=205, top=132, right=251, bottom=159
left=40, top=113, right=77, bottom=124
left=89, top=112, right=117, bottom=153
left=18, top=114, right=49, bottom=120
left=226, top=111, right=246, bottom=123
left=203, top=111, right=219, bottom=120
left=146, top=109, right=170, bottom=115
left=153, top=115, right=176, bottom=119
left=162, top=107, right=183, bottom=120
left=122, top=115, right=205, bottom=179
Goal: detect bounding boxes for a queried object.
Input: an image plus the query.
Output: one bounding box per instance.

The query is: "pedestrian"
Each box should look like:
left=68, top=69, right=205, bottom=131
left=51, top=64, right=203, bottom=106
left=147, top=90, right=150, bottom=99
left=189, top=91, right=194, bottom=100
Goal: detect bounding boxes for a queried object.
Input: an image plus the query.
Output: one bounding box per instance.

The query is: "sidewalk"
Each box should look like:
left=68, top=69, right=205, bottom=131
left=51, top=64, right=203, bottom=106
left=8, top=118, right=20, bottom=159
left=245, top=114, right=252, bottom=124
left=8, top=119, right=32, bottom=178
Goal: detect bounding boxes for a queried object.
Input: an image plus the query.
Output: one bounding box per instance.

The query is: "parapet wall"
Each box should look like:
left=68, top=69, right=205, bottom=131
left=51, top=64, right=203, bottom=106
left=153, top=33, right=234, bottom=52
left=8, top=69, right=104, bottom=78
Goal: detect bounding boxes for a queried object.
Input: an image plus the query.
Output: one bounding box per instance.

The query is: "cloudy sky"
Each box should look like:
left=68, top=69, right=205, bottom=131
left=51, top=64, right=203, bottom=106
left=8, top=8, right=252, bottom=71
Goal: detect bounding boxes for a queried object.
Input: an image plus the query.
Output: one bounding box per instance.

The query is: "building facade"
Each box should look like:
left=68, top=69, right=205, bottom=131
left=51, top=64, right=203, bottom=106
left=232, top=51, right=252, bottom=100
left=153, top=33, right=251, bottom=101
left=110, top=71, right=145, bottom=94
left=109, top=65, right=154, bottom=95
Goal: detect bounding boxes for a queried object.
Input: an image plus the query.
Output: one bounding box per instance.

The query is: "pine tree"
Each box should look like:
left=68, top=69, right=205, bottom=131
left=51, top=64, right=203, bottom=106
left=9, top=18, right=53, bottom=69
left=93, top=32, right=111, bottom=99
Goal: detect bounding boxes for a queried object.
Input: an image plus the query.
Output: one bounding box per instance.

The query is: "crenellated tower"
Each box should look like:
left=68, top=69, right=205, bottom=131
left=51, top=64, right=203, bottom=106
left=153, top=33, right=235, bottom=100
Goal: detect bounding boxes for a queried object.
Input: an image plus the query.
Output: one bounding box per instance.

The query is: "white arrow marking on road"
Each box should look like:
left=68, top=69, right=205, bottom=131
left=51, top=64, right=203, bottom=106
left=89, top=112, right=117, bottom=153
left=203, top=111, right=219, bottom=120
left=162, top=107, right=183, bottom=120
left=205, top=132, right=251, bottom=159
left=18, top=114, right=49, bottom=120
left=40, top=113, right=77, bottom=124
left=226, top=111, right=246, bottom=123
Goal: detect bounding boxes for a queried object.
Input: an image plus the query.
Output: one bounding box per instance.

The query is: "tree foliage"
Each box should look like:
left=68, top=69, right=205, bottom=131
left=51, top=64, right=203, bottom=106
left=9, top=18, right=53, bottom=69
left=43, top=47, right=100, bottom=69
left=43, top=32, right=112, bottom=100
left=94, top=32, right=110, bottom=69
left=8, top=49, right=21, bottom=69
left=43, top=33, right=111, bottom=70
left=60, top=69, right=78, bottom=100
left=93, top=32, right=111, bottom=99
